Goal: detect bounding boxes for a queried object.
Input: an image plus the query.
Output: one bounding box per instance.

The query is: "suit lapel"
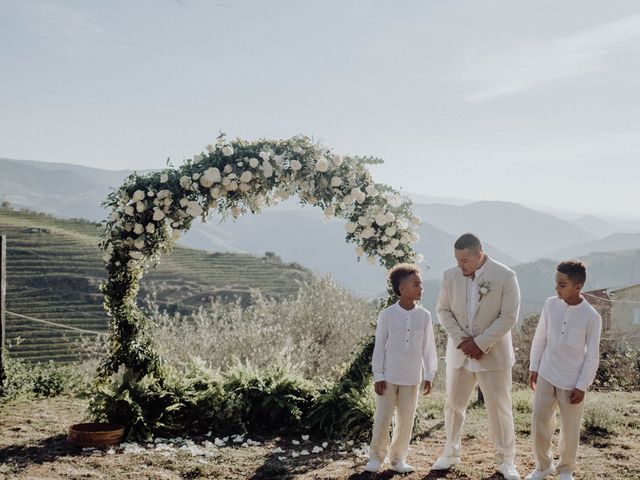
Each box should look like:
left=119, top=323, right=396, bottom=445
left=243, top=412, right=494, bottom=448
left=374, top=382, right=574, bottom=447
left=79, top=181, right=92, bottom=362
left=473, top=258, right=494, bottom=320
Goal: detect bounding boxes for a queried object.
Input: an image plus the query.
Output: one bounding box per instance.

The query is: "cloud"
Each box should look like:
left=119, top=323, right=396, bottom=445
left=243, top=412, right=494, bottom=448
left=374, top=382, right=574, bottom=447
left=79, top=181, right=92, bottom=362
left=463, top=14, right=640, bottom=101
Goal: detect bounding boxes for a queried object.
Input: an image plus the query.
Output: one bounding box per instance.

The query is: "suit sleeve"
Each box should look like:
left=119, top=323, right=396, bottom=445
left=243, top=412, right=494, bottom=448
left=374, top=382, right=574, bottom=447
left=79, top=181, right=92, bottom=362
left=473, top=271, right=520, bottom=353
left=436, top=272, right=466, bottom=348
left=371, top=310, right=388, bottom=382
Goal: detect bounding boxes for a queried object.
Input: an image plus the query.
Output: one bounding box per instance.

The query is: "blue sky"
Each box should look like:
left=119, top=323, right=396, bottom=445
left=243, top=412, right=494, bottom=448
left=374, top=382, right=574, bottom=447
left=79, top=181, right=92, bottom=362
left=1, top=0, right=639, bottom=219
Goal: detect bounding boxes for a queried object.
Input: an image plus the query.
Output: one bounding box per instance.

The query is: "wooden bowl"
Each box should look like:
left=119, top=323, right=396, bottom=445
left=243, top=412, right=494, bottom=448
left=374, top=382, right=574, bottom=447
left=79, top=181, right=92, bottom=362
left=68, top=423, right=126, bottom=448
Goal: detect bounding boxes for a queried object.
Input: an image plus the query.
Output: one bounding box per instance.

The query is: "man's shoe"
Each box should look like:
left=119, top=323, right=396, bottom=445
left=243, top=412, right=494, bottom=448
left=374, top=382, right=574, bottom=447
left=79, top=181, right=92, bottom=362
left=524, top=466, right=555, bottom=480
left=391, top=461, right=415, bottom=473
left=558, top=474, right=574, bottom=480
left=364, top=460, right=381, bottom=472
left=498, top=462, right=521, bottom=480
left=431, top=455, right=460, bottom=470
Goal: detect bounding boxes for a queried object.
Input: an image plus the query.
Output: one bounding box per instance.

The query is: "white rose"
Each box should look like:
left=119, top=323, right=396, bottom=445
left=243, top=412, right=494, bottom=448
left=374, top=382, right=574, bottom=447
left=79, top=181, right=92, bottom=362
left=315, top=156, right=329, bottom=172
left=230, top=206, right=242, bottom=217
left=132, top=190, right=145, bottom=202
left=410, top=232, right=420, bottom=243
left=133, top=223, right=144, bottom=235
left=365, top=185, right=378, bottom=197
left=307, top=196, right=317, bottom=206
left=330, top=176, right=342, bottom=187
left=342, top=194, right=354, bottom=205
left=240, top=171, right=253, bottom=183
left=222, top=145, right=234, bottom=156
left=225, top=181, right=238, bottom=191
left=192, top=173, right=201, bottom=180
left=193, top=153, right=204, bottom=163
left=249, top=158, right=259, bottom=168
left=124, top=205, right=135, bottom=216
left=134, top=238, right=145, bottom=250
left=374, top=212, right=389, bottom=226
left=239, top=183, right=250, bottom=193
left=272, top=154, right=283, bottom=166
left=129, top=251, right=143, bottom=259
left=361, top=227, right=375, bottom=239
left=160, top=173, right=169, bottom=183
left=152, top=208, right=165, bottom=221
left=332, top=154, right=343, bottom=166
left=290, top=159, right=302, bottom=171
left=145, top=223, right=156, bottom=234
left=156, top=189, right=171, bottom=199
left=180, top=198, right=189, bottom=207
left=394, top=249, right=404, bottom=257
left=390, top=238, right=400, bottom=249
left=262, top=162, right=273, bottom=178
left=179, top=176, right=192, bottom=189
left=345, top=222, right=357, bottom=234
left=110, top=211, right=120, bottom=221
left=135, top=202, right=146, bottom=213
left=209, top=187, right=222, bottom=199
left=147, top=190, right=155, bottom=197
left=367, top=256, right=376, bottom=265
left=324, top=206, right=335, bottom=217
left=293, top=146, right=303, bottom=154
left=171, top=230, right=181, bottom=241
left=206, top=144, right=214, bottom=152
left=416, top=253, right=425, bottom=263
left=277, top=190, right=290, bottom=200
left=358, top=216, right=370, bottom=227
left=355, top=246, right=365, bottom=257
left=411, top=215, right=421, bottom=226
left=259, top=151, right=270, bottom=161
left=223, top=164, right=233, bottom=174
left=354, top=191, right=366, bottom=204
left=385, top=226, right=396, bottom=236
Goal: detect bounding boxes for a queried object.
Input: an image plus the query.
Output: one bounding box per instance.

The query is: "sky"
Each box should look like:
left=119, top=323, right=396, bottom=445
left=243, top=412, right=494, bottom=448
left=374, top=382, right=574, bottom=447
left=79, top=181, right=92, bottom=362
left=1, top=0, right=639, bottom=220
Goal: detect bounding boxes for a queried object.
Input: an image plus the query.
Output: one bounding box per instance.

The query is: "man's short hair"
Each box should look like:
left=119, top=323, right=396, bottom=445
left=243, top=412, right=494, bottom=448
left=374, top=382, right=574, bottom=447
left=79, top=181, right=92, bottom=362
left=454, top=233, right=483, bottom=254
left=557, top=259, right=587, bottom=285
left=388, top=263, right=421, bottom=296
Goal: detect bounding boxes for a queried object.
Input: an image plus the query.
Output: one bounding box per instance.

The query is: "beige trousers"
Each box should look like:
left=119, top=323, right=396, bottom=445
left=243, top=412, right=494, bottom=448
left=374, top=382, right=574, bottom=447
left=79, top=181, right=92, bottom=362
left=368, top=383, right=420, bottom=464
left=443, top=364, right=516, bottom=464
left=532, top=376, right=585, bottom=475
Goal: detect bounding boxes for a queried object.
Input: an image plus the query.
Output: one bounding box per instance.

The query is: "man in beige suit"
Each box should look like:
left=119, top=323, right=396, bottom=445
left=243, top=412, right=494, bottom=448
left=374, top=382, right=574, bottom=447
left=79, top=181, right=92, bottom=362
left=431, top=233, right=521, bottom=480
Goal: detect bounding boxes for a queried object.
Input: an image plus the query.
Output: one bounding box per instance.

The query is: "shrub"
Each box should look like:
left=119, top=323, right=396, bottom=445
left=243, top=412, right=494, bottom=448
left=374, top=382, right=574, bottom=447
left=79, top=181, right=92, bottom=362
left=583, top=398, right=623, bottom=436
left=0, top=357, right=84, bottom=400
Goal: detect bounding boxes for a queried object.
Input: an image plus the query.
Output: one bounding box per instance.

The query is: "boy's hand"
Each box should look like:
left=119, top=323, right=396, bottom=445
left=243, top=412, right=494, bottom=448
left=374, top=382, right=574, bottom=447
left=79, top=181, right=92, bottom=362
left=374, top=381, right=386, bottom=396
left=422, top=380, right=432, bottom=395
left=569, top=388, right=585, bottom=404
left=529, top=371, right=538, bottom=391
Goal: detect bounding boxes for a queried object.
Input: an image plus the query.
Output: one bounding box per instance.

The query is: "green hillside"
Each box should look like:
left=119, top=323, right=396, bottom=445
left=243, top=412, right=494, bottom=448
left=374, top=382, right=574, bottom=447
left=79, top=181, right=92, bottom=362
left=0, top=206, right=313, bottom=363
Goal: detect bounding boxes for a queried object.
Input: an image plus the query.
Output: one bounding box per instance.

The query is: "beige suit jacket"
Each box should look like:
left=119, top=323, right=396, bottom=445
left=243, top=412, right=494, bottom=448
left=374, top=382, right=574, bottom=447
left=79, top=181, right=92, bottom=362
left=437, top=256, right=520, bottom=371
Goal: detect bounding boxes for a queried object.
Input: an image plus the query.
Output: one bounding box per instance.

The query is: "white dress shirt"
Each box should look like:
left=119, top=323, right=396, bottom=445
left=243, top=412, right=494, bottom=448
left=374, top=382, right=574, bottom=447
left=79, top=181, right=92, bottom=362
left=372, top=302, right=438, bottom=385
left=530, top=296, right=602, bottom=391
left=463, top=262, right=488, bottom=372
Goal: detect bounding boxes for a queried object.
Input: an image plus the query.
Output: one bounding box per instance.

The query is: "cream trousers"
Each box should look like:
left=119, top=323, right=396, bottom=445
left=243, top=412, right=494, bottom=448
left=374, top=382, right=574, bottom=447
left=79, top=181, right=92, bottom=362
left=531, top=376, right=585, bottom=475
left=368, top=383, right=419, bottom=464
left=442, top=364, right=516, bottom=464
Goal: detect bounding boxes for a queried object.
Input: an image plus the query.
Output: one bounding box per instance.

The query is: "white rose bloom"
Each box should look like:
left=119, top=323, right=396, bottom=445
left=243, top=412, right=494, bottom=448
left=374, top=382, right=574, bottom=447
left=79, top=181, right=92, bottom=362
left=225, top=181, right=238, bottom=191
left=381, top=235, right=388, bottom=242
left=365, top=185, right=378, bottom=197
left=315, top=156, right=329, bottom=172
left=193, top=153, right=204, bottom=163
left=332, top=154, right=343, bottom=166
left=394, top=249, right=404, bottom=257
left=410, top=232, right=420, bottom=243
left=355, top=246, right=365, bottom=257
left=134, top=238, right=145, bottom=250
left=416, top=253, right=425, bottom=263
left=293, top=146, right=303, bottom=154
left=223, top=164, right=233, bottom=174
left=110, top=211, right=120, bottom=221
left=361, top=227, right=375, bottom=239
left=290, top=159, right=302, bottom=171
left=147, top=190, right=155, bottom=197
left=206, top=144, right=214, bottom=152
left=307, top=196, right=317, bottom=206
left=330, top=176, right=342, bottom=187
left=145, top=223, right=156, bottom=234
left=156, top=189, right=171, bottom=199
left=179, top=198, right=189, bottom=207
left=222, top=177, right=231, bottom=187
left=345, top=222, right=357, bottom=234
left=159, top=173, right=169, bottom=183
left=390, top=238, right=400, bottom=249
left=385, top=226, right=396, bottom=236
left=230, top=206, right=242, bottom=217
left=132, top=190, right=145, bottom=202
left=367, top=256, right=376, bottom=265
left=272, top=154, right=283, bottom=166
left=374, top=212, right=389, bottom=226
left=129, top=251, right=143, bottom=259
left=133, top=223, right=144, bottom=235
left=179, top=176, right=192, bottom=189
left=152, top=208, right=165, bottom=221
left=209, top=187, right=222, bottom=199
left=342, top=194, right=354, bottom=205
left=124, top=205, right=135, bottom=216
left=355, top=191, right=366, bottom=204
left=239, top=183, right=250, bottom=193
left=222, top=145, right=234, bottom=156
left=259, top=151, right=271, bottom=161
left=135, top=202, right=146, bottom=213
left=240, top=171, right=253, bottom=183
left=186, top=201, right=203, bottom=217
left=262, top=162, right=274, bottom=178
left=236, top=161, right=243, bottom=167
left=358, top=216, right=370, bottom=227
left=249, top=158, right=259, bottom=168
left=171, top=230, right=181, bottom=241
left=411, top=215, right=421, bottom=226
left=299, top=181, right=310, bottom=192
left=397, top=219, right=409, bottom=230
left=324, top=206, right=335, bottom=217
left=192, top=173, right=201, bottom=180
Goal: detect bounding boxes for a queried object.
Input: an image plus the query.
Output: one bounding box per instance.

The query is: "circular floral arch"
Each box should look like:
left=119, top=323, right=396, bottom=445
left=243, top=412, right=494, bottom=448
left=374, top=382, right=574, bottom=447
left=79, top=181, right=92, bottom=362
left=98, top=134, right=421, bottom=433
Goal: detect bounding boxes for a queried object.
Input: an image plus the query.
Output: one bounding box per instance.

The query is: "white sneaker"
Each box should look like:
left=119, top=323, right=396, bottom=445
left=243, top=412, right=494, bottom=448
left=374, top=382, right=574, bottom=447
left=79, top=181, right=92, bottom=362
left=524, top=466, right=555, bottom=480
left=558, top=474, right=574, bottom=480
left=364, top=459, right=381, bottom=472
left=391, top=461, right=415, bottom=473
left=431, top=455, right=460, bottom=470
left=499, top=462, right=521, bottom=480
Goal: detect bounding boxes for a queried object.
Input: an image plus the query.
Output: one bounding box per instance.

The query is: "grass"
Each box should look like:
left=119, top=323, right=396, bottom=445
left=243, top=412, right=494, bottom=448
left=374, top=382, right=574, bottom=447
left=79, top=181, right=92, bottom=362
left=0, top=206, right=314, bottom=363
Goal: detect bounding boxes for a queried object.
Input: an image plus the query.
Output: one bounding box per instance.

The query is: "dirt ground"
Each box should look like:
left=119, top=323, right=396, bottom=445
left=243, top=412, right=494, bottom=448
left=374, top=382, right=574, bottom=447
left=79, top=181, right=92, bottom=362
left=1, top=394, right=639, bottom=480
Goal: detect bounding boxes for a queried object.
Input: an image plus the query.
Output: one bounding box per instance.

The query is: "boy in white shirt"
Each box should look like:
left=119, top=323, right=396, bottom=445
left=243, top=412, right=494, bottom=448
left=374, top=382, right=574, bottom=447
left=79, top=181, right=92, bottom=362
left=526, top=260, right=602, bottom=480
left=364, top=263, right=438, bottom=474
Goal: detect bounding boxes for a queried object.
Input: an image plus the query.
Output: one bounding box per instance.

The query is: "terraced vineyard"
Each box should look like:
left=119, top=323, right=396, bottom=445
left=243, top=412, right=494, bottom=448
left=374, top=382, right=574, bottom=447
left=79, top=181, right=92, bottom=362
left=0, top=207, right=313, bottom=363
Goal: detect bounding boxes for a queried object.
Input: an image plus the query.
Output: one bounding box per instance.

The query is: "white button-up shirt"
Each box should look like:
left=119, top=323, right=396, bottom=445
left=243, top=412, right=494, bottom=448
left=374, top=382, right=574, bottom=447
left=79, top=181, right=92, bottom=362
left=530, top=296, right=602, bottom=391
left=463, top=262, right=487, bottom=372
left=372, top=302, right=438, bottom=385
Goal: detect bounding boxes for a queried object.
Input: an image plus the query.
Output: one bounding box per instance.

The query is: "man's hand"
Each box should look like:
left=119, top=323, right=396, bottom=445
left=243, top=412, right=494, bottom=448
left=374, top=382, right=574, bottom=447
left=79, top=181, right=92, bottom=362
left=458, top=337, right=484, bottom=359
left=569, top=388, right=585, bottom=404
left=374, top=380, right=386, bottom=396
left=529, top=371, right=538, bottom=391
left=422, top=380, right=432, bottom=395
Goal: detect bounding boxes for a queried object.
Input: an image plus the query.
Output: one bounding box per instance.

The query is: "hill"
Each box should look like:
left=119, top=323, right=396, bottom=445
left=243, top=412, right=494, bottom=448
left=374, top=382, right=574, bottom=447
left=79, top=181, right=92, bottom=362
left=0, top=207, right=313, bottom=363
left=544, top=232, right=640, bottom=260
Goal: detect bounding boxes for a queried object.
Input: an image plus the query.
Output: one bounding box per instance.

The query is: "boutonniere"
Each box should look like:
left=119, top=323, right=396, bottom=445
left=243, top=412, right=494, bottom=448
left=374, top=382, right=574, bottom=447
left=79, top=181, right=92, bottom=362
left=478, top=280, right=491, bottom=301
